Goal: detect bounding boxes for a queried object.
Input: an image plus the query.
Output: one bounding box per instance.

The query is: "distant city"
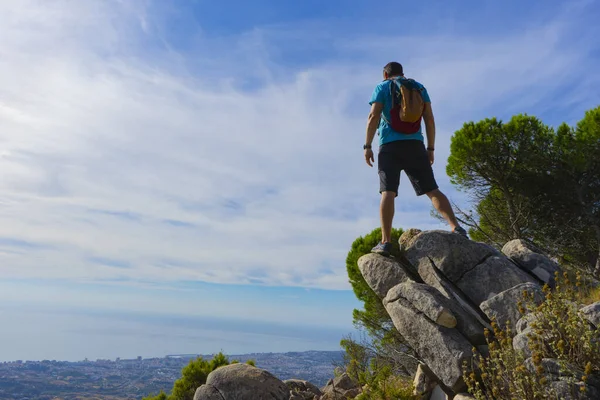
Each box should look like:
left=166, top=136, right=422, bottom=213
left=0, top=350, right=344, bottom=400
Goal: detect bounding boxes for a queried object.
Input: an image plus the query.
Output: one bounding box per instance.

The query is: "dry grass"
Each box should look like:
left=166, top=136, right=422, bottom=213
left=581, top=285, right=600, bottom=305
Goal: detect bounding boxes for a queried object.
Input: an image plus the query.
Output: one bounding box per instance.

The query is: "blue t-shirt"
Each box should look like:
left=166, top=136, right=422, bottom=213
left=369, top=78, right=431, bottom=146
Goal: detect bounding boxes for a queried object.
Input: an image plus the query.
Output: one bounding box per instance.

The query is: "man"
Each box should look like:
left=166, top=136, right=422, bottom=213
left=364, top=61, right=467, bottom=256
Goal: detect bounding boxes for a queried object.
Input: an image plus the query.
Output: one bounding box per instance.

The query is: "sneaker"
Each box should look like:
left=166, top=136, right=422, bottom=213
left=453, top=226, right=468, bottom=239
left=371, top=242, right=392, bottom=256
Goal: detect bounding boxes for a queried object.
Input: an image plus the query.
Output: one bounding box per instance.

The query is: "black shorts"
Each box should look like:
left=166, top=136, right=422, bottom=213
left=378, top=140, right=439, bottom=196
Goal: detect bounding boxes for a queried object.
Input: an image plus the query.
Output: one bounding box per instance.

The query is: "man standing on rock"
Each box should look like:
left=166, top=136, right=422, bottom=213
left=364, top=62, right=467, bottom=256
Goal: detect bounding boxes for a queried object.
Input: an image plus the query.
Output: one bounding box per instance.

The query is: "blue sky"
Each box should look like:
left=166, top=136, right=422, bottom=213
left=0, top=0, right=599, bottom=361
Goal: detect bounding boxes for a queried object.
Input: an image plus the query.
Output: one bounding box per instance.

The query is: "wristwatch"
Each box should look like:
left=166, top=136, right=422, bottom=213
left=363, top=144, right=372, bottom=150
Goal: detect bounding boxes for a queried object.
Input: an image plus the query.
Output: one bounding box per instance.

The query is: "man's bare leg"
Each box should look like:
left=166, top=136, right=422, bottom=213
left=380, top=191, right=396, bottom=243
left=426, top=189, right=460, bottom=230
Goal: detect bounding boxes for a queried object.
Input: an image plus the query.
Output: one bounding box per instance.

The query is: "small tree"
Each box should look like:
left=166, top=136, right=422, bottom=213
left=143, top=353, right=255, bottom=400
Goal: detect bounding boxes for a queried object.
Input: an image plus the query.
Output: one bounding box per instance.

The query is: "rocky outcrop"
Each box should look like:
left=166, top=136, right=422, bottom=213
left=357, top=229, right=587, bottom=398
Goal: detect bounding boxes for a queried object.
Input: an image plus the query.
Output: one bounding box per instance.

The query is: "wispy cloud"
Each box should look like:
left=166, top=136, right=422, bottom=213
left=0, top=0, right=598, bottom=294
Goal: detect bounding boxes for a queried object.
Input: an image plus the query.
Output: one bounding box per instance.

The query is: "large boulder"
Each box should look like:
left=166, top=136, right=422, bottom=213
left=480, top=283, right=544, bottom=328
left=581, top=301, right=600, bottom=328
left=196, top=363, right=289, bottom=400
left=502, top=239, right=561, bottom=285
left=384, top=296, right=472, bottom=392
left=358, top=254, right=412, bottom=298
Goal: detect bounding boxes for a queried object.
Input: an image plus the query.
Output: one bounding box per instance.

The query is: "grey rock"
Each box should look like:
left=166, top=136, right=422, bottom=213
left=319, top=373, right=360, bottom=399
left=454, top=394, right=475, bottom=400
left=581, top=301, right=600, bottom=328
left=413, top=364, right=436, bottom=396
left=513, top=328, right=537, bottom=358
left=194, top=384, right=225, bottom=400
left=502, top=239, right=561, bottom=285
left=330, top=373, right=355, bottom=391
left=358, top=253, right=412, bottom=299
left=516, top=313, right=541, bottom=334
left=385, top=296, right=472, bottom=392
left=405, top=230, right=497, bottom=283
left=416, top=258, right=491, bottom=342
left=284, top=379, right=322, bottom=397
left=205, top=363, right=288, bottom=400
left=550, top=380, right=600, bottom=400
left=457, top=256, right=537, bottom=305
left=480, top=283, right=544, bottom=328
left=524, top=358, right=600, bottom=391
left=385, top=282, right=457, bottom=328
left=430, top=385, right=449, bottom=400
left=524, top=357, right=563, bottom=377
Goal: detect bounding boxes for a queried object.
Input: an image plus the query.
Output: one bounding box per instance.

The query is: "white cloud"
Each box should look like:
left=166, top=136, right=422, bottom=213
left=0, top=0, right=598, bottom=292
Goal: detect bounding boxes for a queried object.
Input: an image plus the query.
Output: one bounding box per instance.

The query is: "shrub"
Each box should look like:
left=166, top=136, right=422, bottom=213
left=464, top=272, right=600, bottom=399
left=341, top=335, right=418, bottom=400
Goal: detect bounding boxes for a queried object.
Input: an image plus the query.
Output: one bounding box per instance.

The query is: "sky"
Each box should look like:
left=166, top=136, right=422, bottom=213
left=0, top=0, right=599, bottom=361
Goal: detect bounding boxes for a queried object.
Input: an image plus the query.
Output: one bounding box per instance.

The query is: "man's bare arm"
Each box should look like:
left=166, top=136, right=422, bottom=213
left=422, top=102, right=435, bottom=150
left=366, top=102, right=383, bottom=146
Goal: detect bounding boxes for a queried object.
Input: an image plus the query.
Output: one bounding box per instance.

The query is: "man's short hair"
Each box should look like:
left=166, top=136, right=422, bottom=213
left=383, top=62, right=403, bottom=76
